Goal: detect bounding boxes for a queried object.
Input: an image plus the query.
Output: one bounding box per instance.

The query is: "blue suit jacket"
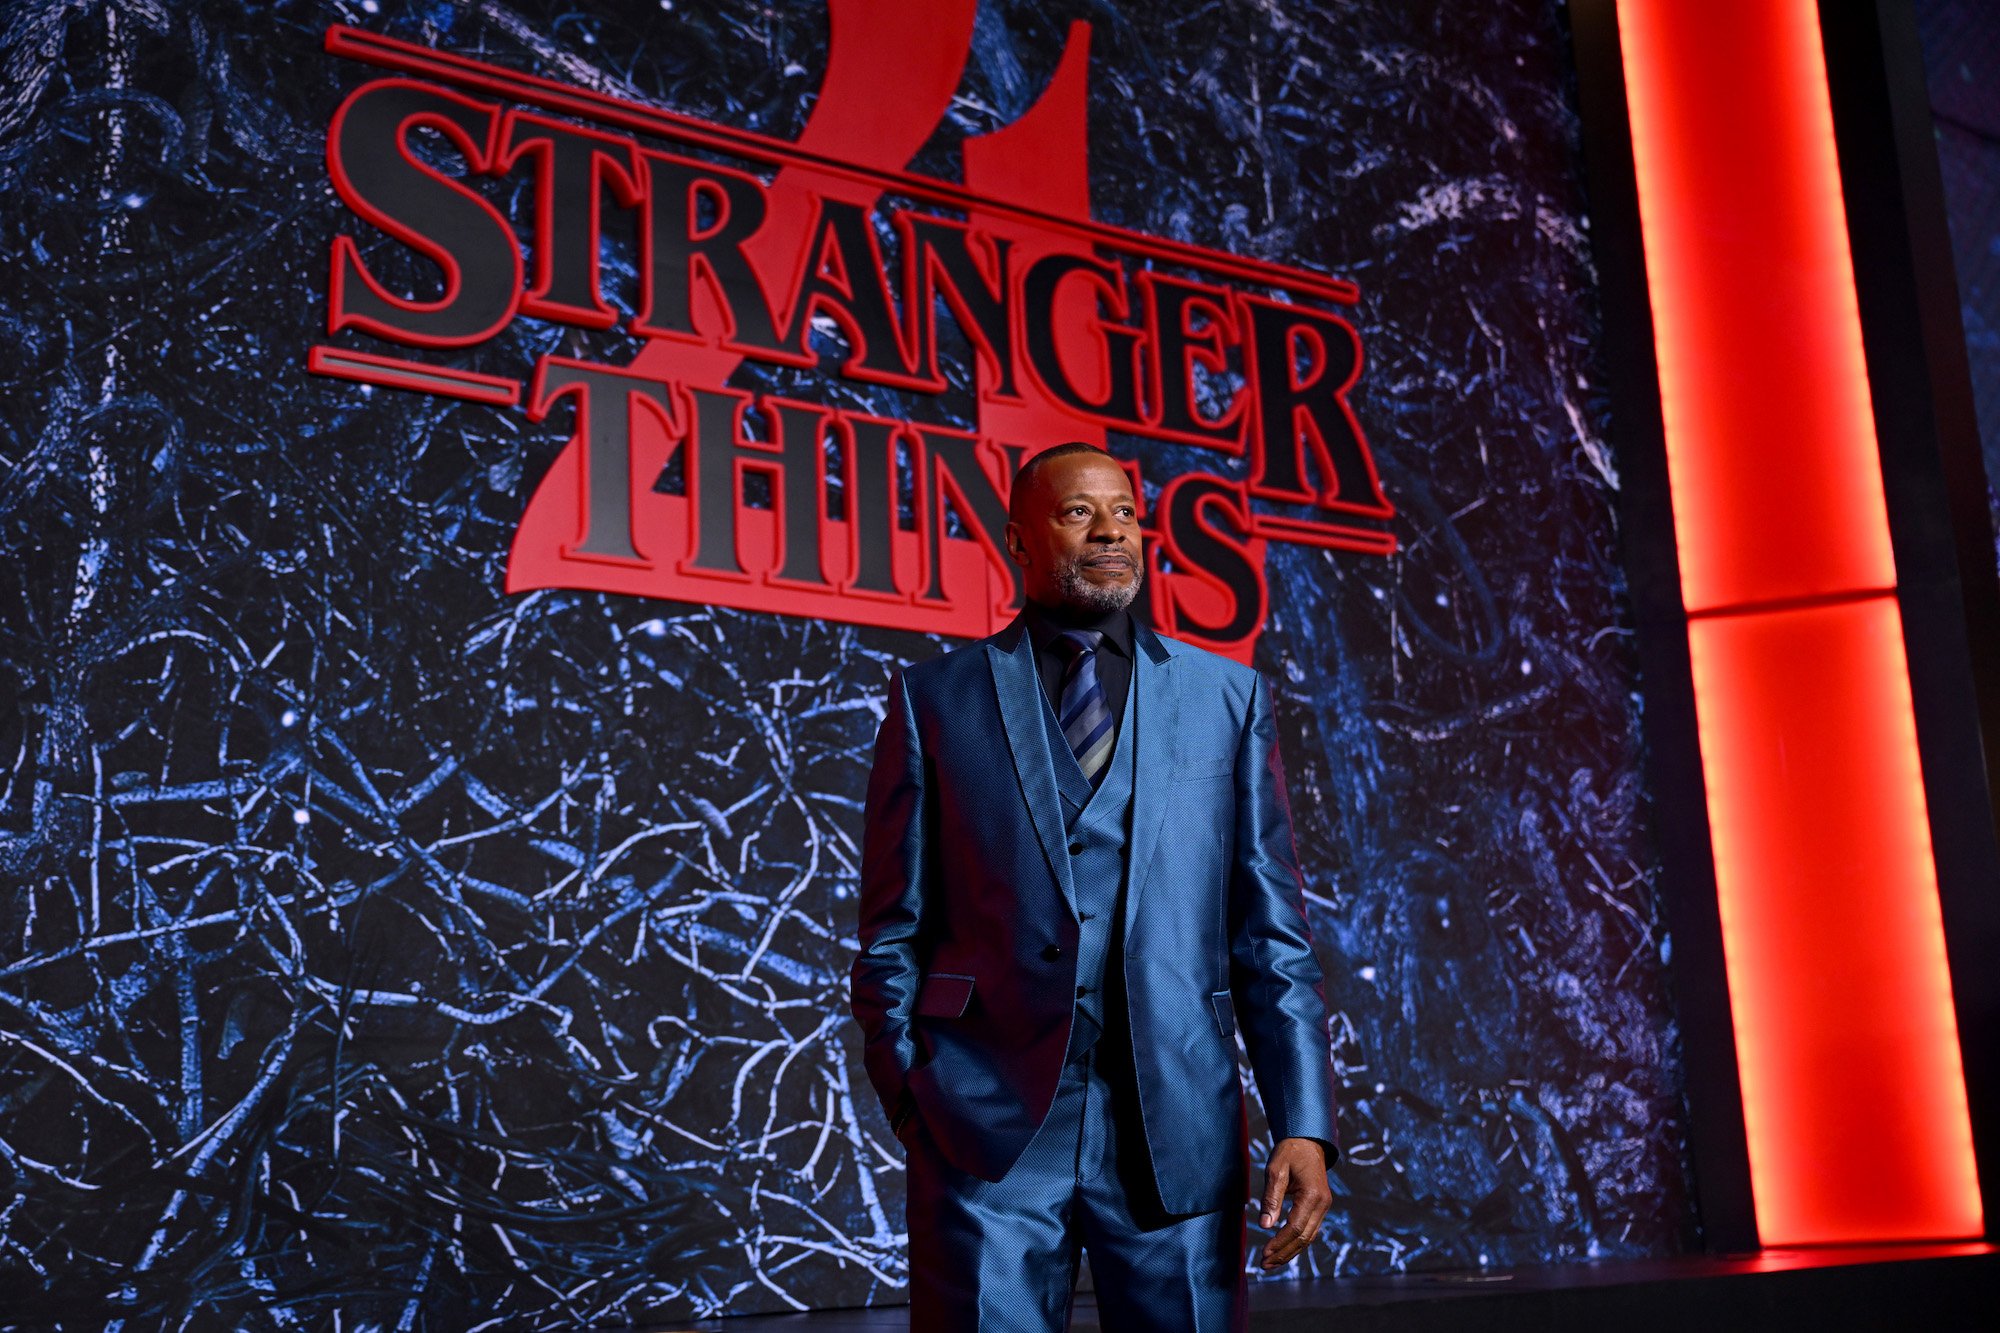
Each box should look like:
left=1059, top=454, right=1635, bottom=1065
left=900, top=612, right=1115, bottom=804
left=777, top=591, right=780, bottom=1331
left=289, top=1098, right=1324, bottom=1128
left=849, top=613, right=1339, bottom=1214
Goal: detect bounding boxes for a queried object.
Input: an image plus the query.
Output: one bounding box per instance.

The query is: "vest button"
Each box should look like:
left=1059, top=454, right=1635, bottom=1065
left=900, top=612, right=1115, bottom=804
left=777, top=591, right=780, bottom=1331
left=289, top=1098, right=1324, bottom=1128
left=1068, top=842, right=1083, bottom=855
left=1041, top=944, right=1062, bottom=961
left=1076, top=985, right=1089, bottom=997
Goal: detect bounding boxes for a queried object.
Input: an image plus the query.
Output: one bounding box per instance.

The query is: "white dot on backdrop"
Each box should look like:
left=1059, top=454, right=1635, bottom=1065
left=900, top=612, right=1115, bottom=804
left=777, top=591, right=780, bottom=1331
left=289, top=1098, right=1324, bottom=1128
left=280, top=709, right=298, bottom=728
left=643, top=619, right=666, bottom=638
left=292, top=809, right=310, bottom=826
left=1520, top=658, right=1533, bottom=675
left=1357, top=965, right=1377, bottom=982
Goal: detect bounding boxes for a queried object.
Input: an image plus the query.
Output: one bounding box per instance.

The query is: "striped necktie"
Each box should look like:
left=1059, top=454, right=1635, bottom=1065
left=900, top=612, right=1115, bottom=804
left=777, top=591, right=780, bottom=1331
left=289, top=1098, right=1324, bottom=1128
left=1053, top=630, right=1115, bottom=785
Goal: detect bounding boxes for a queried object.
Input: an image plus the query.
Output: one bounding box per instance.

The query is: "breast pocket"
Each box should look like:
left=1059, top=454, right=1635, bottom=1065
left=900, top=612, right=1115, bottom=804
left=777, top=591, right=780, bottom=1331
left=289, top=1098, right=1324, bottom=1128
left=1173, top=752, right=1235, bottom=782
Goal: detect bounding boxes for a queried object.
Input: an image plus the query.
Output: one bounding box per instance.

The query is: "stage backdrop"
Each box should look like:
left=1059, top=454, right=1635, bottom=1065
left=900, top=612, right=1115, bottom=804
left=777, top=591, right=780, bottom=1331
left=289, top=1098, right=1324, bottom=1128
left=1916, top=0, right=2000, bottom=559
left=0, top=0, right=1695, bottom=1326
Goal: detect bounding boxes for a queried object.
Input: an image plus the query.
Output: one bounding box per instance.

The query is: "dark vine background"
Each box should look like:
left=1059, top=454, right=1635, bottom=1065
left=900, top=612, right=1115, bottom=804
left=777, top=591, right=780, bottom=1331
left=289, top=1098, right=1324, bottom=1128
left=0, top=1, right=1695, bottom=1326
left=1914, top=0, right=2000, bottom=570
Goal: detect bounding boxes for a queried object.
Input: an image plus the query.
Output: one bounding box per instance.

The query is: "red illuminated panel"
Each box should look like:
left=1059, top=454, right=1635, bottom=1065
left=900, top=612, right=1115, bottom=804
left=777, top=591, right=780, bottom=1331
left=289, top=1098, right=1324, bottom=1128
left=1688, top=601, right=1980, bottom=1242
left=1615, top=0, right=1983, bottom=1243
left=1616, top=0, right=1893, bottom=614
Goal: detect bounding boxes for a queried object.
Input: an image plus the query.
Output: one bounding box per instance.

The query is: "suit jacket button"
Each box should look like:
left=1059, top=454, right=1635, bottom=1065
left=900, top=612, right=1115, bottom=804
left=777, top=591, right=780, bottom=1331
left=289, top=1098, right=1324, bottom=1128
left=1041, top=945, right=1062, bottom=961
left=1068, top=842, right=1083, bottom=855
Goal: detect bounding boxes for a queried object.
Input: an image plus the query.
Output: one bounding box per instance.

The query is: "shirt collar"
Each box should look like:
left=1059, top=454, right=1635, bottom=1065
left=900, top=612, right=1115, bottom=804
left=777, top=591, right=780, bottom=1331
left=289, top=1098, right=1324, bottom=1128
left=1023, top=600, right=1134, bottom=659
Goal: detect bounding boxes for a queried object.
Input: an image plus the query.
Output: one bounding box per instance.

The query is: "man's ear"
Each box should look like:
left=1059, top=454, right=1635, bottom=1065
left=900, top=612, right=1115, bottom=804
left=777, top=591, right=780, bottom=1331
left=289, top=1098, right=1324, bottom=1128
left=1004, top=521, right=1029, bottom=569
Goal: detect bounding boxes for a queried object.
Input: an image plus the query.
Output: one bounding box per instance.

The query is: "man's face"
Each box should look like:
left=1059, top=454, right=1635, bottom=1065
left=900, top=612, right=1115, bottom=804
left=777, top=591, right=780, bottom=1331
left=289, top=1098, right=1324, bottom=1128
left=1004, top=451, right=1143, bottom=616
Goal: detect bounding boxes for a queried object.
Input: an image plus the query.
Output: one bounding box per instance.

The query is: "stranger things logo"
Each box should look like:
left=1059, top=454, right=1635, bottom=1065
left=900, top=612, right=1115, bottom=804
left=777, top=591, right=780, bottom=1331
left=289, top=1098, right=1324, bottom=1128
left=310, top=13, right=1395, bottom=661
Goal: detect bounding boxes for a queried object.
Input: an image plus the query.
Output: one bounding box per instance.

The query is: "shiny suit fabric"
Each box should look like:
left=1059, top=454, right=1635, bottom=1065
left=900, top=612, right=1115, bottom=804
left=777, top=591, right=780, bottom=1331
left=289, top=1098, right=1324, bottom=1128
left=905, top=1037, right=1246, bottom=1331
left=851, top=614, right=1338, bottom=1320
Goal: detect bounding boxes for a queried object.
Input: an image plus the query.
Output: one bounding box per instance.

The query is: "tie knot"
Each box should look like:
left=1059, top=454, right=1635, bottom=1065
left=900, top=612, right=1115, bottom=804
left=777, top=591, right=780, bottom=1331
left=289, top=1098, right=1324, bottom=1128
left=1052, top=629, right=1104, bottom=662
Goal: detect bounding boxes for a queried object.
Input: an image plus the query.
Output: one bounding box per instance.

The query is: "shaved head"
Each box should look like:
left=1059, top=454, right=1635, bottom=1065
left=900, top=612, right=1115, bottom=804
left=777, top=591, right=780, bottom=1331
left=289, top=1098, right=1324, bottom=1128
left=1008, top=443, right=1115, bottom=525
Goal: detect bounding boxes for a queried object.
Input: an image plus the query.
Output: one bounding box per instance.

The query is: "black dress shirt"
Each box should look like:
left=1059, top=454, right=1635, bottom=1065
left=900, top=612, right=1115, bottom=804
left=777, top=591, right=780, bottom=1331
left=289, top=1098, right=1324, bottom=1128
left=1023, top=601, right=1135, bottom=739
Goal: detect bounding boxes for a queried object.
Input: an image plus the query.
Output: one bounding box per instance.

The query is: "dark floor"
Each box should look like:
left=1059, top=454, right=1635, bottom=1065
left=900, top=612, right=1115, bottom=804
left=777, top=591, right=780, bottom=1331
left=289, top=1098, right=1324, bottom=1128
left=652, top=1242, right=1999, bottom=1332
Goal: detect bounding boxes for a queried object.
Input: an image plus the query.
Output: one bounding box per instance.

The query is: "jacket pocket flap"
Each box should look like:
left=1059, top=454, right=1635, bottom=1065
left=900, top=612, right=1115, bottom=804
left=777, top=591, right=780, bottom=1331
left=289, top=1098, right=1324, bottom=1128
left=915, top=972, right=976, bottom=1018
left=1210, top=989, right=1236, bottom=1037
left=1175, top=757, right=1235, bottom=781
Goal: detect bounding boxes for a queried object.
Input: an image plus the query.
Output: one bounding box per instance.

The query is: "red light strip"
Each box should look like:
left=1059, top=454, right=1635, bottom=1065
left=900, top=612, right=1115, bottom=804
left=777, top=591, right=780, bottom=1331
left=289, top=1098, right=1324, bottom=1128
left=1615, top=0, right=1981, bottom=1243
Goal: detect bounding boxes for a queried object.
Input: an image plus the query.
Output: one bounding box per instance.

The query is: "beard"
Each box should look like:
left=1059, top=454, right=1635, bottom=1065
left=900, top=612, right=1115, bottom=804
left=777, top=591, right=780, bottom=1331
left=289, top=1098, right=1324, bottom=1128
left=1052, top=550, right=1143, bottom=614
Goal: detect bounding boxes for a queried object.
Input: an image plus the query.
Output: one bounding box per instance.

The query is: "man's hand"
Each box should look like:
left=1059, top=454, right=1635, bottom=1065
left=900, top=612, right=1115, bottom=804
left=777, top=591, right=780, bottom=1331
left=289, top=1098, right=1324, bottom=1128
left=1257, top=1137, right=1331, bottom=1269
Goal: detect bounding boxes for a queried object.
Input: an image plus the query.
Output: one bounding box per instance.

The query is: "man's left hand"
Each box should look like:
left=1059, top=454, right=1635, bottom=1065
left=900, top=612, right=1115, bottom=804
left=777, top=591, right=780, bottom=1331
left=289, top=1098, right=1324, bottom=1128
left=1257, top=1137, right=1331, bottom=1269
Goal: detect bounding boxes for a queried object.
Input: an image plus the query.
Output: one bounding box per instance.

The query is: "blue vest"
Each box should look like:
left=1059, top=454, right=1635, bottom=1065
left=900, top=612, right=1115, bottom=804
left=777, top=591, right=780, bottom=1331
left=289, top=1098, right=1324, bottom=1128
left=1041, top=670, right=1138, bottom=1058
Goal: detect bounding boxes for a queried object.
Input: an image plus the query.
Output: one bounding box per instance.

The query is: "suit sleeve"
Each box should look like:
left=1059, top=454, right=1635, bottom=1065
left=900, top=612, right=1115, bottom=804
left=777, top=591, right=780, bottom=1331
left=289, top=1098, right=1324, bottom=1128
left=1228, top=671, right=1341, bottom=1160
left=849, top=666, right=929, bottom=1131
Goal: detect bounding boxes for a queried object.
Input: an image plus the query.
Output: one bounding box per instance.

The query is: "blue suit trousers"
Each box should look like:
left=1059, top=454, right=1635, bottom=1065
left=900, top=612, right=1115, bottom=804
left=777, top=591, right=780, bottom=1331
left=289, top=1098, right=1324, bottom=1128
left=905, top=1035, right=1248, bottom=1332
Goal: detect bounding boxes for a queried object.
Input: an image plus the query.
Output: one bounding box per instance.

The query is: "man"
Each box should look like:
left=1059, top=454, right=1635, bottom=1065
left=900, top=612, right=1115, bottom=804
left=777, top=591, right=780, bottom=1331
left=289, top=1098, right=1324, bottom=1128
left=850, top=443, right=1338, bottom=1330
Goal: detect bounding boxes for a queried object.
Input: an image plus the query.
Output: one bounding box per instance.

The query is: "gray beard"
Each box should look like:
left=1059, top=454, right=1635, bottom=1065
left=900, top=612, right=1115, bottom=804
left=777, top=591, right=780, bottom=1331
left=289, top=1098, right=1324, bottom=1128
left=1052, top=557, right=1143, bottom=614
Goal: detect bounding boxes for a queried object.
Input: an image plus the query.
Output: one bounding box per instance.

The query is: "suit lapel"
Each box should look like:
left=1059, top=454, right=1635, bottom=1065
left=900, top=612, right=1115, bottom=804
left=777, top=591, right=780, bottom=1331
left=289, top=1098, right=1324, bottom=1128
left=987, top=618, right=1079, bottom=917
left=1123, top=619, right=1177, bottom=936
